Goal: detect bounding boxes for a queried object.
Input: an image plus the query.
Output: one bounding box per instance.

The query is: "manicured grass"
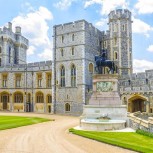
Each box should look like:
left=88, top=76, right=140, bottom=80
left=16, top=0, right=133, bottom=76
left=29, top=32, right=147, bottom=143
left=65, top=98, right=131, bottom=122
left=0, top=115, right=51, bottom=130
left=69, top=128, right=153, bottom=153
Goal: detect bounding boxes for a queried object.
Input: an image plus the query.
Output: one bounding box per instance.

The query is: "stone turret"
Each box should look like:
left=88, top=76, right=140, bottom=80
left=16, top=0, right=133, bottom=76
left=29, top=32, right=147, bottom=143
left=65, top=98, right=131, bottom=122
left=0, top=22, right=28, bottom=66
left=108, top=9, right=133, bottom=75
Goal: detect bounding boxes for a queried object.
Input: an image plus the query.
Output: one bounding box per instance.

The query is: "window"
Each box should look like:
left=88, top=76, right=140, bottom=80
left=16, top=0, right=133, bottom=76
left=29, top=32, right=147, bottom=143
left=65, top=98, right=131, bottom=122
left=0, top=46, right=1, bottom=53
left=2, top=75, right=7, bottom=87
left=15, top=74, right=21, bottom=87
left=114, top=52, right=118, bottom=60
left=71, top=64, right=76, bottom=87
left=128, top=80, right=131, bottom=85
left=0, top=58, right=1, bottom=66
left=122, top=24, right=125, bottom=31
left=104, top=41, right=107, bottom=48
left=28, top=93, right=31, bottom=102
left=115, top=66, right=118, bottom=73
left=71, top=47, right=74, bottom=55
left=9, top=46, right=11, bottom=63
left=61, top=48, right=64, bottom=56
left=129, top=52, right=132, bottom=61
left=47, top=95, right=52, bottom=103
left=114, top=24, right=118, bottom=32
left=123, top=97, right=127, bottom=104
left=114, top=37, right=117, bottom=46
left=1, top=93, right=9, bottom=103
left=14, top=93, right=23, bottom=103
left=61, top=35, right=64, bottom=43
left=36, top=92, right=44, bottom=103
left=72, top=34, right=74, bottom=41
left=61, top=66, right=65, bottom=87
left=65, top=103, right=70, bottom=112
left=47, top=73, right=52, bottom=88
left=37, top=74, right=42, bottom=87
left=89, top=63, right=94, bottom=73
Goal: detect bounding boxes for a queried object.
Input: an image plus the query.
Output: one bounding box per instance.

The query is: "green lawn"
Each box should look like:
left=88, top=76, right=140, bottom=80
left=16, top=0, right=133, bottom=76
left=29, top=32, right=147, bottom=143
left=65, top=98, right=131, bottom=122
left=0, top=116, right=51, bottom=130
left=69, top=128, right=153, bottom=153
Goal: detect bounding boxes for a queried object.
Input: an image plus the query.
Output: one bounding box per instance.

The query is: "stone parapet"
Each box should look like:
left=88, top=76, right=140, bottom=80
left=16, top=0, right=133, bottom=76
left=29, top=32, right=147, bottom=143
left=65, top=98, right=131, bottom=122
left=129, top=112, right=153, bottom=132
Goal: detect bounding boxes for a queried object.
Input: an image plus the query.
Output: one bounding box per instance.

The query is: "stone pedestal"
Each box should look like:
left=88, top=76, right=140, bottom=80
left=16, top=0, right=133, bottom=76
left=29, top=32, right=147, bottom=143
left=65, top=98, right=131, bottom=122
left=80, top=74, right=127, bottom=131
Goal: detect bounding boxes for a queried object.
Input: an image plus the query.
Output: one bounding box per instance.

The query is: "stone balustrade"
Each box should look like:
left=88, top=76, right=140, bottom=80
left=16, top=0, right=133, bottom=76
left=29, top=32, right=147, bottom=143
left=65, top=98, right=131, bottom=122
left=128, top=112, right=153, bottom=132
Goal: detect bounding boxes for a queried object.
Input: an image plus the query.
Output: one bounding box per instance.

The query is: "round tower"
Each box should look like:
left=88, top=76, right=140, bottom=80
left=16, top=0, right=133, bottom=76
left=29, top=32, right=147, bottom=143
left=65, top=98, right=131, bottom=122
left=108, top=9, right=132, bottom=75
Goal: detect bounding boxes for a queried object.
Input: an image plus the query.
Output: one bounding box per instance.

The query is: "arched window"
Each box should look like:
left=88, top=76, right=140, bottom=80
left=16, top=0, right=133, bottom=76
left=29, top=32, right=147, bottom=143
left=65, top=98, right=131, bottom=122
left=1, top=93, right=9, bottom=103
left=89, top=63, right=94, bottom=73
left=65, top=103, right=70, bottom=112
left=122, top=24, right=126, bottom=31
left=105, top=67, right=109, bottom=74
left=71, top=64, right=76, bottom=87
left=61, top=35, right=64, bottom=43
left=47, top=95, right=52, bottom=103
left=61, top=66, right=65, bottom=87
left=71, top=47, right=74, bottom=55
left=114, top=52, right=117, bottom=60
left=123, top=97, right=127, bottom=105
left=72, top=34, right=74, bottom=41
left=61, top=48, right=64, bottom=56
left=28, top=93, right=31, bottom=102
left=36, top=92, right=44, bottom=103
left=14, top=93, right=23, bottom=103
left=114, top=37, right=117, bottom=46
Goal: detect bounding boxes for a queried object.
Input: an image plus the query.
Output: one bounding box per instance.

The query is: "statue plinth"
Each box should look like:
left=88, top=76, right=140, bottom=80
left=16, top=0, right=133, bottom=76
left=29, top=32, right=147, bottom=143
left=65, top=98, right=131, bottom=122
left=82, top=74, right=127, bottom=121
left=89, top=74, right=121, bottom=106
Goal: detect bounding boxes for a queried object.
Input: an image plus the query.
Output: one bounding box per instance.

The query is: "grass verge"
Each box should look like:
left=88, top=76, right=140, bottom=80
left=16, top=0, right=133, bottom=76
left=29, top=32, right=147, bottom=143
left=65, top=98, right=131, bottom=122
left=0, top=115, right=52, bottom=130
left=69, top=128, right=153, bottom=153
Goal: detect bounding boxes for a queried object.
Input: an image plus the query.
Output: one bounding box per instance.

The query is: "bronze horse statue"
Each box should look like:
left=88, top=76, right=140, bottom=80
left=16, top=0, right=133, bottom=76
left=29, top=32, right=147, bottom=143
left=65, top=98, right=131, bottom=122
left=95, top=49, right=115, bottom=74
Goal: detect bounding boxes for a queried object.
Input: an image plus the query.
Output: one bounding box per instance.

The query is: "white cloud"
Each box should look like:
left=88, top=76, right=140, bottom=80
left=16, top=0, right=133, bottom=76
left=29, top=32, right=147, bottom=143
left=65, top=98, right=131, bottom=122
left=132, top=17, right=153, bottom=36
left=133, top=59, right=153, bottom=73
left=95, top=18, right=107, bottom=27
left=135, top=0, right=153, bottom=14
left=12, top=6, right=53, bottom=60
left=84, top=0, right=128, bottom=15
left=38, top=49, right=52, bottom=60
left=147, top=45, right=153, bottom=52
left=27, top=46, right=36, bottom=56
left=54, top=0, right=76, bottom=10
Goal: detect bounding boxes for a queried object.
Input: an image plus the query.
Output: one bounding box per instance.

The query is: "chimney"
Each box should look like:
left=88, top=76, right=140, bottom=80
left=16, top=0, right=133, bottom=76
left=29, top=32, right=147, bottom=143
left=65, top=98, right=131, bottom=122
left=15, top=26, right=21, bottom=35
left=8, top=22, right=12, bottom=31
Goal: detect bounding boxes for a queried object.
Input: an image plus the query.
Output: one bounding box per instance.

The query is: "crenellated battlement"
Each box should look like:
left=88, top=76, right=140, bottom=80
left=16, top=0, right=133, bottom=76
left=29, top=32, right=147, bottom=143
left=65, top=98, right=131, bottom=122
left=109, top=9, right=131, bottom=20
left=54, top=19, right=101, bottom=36
left=0, top=60, right=52, bottom=72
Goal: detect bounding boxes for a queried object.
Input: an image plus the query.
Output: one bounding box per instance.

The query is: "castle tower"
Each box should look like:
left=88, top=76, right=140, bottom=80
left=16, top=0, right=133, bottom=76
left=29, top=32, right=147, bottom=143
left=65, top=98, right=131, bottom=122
left=108, top=9, right=133, bottom=75
left=0, top=22, right=28, bottom=66
left=52, top=20, right=102, bottom=115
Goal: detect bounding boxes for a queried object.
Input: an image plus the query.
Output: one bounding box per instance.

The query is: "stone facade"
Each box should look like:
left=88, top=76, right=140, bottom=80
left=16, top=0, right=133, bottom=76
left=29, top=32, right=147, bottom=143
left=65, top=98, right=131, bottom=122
left=0, top=9, right=152, bottom=115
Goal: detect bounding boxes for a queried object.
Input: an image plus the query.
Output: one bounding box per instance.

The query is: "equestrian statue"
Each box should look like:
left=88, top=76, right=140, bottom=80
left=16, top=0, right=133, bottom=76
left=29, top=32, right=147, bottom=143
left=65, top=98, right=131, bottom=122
left=95, top=49, right=115, bottom=74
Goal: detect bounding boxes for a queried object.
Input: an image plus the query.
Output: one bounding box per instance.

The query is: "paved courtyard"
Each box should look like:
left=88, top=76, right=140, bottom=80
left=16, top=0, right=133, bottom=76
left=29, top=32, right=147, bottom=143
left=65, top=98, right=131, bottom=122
left=0, top=112, right=136, bottom=153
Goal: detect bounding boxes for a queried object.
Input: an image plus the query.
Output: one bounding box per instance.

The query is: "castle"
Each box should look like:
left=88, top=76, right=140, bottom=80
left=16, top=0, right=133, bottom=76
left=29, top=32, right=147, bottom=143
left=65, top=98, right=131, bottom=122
left=0, top=9, right=153, bottom=115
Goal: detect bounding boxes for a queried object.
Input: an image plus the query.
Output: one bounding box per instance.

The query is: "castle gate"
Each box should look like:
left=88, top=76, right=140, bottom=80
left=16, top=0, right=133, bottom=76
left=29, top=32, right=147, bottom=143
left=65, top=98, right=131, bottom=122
left=128, top=94, right=148, bottom=113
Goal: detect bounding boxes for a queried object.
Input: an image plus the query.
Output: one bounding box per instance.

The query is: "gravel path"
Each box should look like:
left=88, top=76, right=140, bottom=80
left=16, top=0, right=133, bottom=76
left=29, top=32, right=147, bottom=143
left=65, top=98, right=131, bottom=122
left=0, top=112, right=136, bottom=153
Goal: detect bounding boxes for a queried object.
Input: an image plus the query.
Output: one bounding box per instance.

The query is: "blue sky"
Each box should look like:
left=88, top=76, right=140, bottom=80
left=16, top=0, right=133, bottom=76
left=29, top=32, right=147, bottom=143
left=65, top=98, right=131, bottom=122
left=0, top=0, right=153, bottom=73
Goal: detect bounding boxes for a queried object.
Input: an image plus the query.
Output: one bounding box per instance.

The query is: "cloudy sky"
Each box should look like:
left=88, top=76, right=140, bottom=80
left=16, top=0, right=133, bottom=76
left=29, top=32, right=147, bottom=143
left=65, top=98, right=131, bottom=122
left=0, top=0, right=153, bottom=73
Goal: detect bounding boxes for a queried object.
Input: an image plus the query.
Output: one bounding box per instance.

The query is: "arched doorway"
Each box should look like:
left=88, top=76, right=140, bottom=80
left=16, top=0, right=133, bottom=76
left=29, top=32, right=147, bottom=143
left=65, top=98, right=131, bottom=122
left=128, top=94, right=148, bottom=113
left=1, top=92, right=9, bottom=110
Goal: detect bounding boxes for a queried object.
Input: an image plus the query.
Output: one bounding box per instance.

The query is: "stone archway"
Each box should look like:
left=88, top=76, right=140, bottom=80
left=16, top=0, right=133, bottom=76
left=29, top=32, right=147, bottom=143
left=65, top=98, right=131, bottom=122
left=128, top=94, right=148, bottom=113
